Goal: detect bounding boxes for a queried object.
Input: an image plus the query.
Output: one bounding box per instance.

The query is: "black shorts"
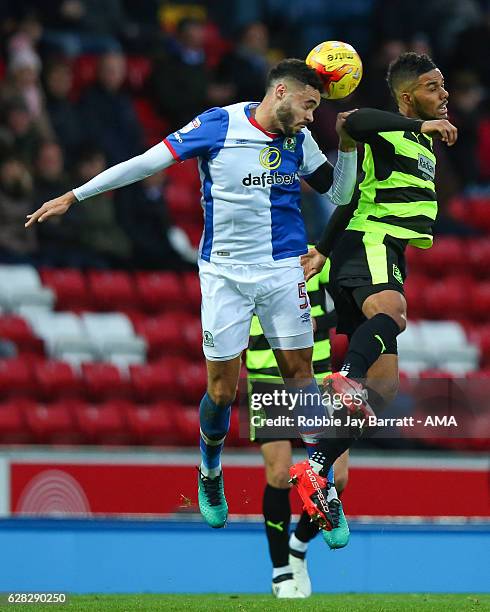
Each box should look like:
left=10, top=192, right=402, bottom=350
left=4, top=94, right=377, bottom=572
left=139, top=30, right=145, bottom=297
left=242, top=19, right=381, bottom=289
left=330, top=230, right=407, bottom=342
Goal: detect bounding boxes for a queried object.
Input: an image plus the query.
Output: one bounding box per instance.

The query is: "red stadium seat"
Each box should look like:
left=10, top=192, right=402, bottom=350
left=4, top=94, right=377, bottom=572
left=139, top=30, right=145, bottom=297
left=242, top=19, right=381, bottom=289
left=0, top=358, right=35, bottom=398
left=448, top=196, right=470, bottom=226
left=124, top=402, right=179, bottom=445
left=183, top=272, right=201, bottom=313
left=403, top=274, right=429, bottom=320
left=423, top=276, right=468, bottom=319
left=34, top=361, right=82, bottom=400
left=0, top=398, right=32, bottom=443
left=227, top=406, right=252, bottom=448
left=469, top=198, right=490, bottom=232
left=133, top=96, right=169, bottom=147
left=175, top=406, right=200, bottom=445
left=177, top=361, right=207, bottom=403
left=25, top=400, right=80, bottom=444
left=165, top=159, right=201, bottom=190
left=330, top=330, right=348, bottom=372
left=470, top=282, right=490, bottom=322
left=87, top=270, right=137, bottom=311
left=467, top=239, right=490, bottom=278
left=165, top=183, right=199, bottom=223
left=419, top=237, right=465, bottom=277
left=39, top=268, right=89, bottom=310
left=135, top=271, right=186, bottom=313
left=81, top=362, right=130, bottom=400
left=130, top=361, right=181, bottom=402
left=183, top=317, right=203, bottom=359
left=74, top=400, right=130, bottom=445
left=133, top=314, right=186, bottom=360
left=0, top=315, right=43, bottom=355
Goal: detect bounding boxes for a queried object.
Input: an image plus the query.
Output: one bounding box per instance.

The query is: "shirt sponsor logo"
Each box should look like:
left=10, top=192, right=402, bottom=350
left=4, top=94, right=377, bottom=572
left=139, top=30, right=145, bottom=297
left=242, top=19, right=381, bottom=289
left=242, top=171, right=299, bottom=187
left=259, top=146, right=281, bottom=170
left=418, top=154, right=435, bottom=180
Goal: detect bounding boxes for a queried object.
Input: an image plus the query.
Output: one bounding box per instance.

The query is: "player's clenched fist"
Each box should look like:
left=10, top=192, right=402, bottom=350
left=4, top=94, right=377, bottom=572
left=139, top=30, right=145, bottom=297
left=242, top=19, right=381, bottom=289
left=25, top=191, right=76, bottom=228
left=335, top=110, right=358, bottom=151
left=421, top=119, right=458, bottom=146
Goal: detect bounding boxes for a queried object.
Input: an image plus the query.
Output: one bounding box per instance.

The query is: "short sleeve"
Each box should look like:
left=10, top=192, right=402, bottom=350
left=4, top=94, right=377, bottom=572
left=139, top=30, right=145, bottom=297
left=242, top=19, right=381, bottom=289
left=299, top=128, right=327, bottom=177
left=163, top=107, right=229, bottom=162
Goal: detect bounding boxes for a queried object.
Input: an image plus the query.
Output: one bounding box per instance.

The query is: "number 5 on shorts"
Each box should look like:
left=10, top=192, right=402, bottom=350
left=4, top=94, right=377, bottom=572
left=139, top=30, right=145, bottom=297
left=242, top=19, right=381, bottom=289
left=298, top=282, right=308, bottom=309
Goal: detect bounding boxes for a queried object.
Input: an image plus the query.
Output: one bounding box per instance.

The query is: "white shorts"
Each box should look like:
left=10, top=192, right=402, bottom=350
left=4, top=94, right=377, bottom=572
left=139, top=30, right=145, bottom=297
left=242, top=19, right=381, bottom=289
left=199, top=259, right=313, bottom=361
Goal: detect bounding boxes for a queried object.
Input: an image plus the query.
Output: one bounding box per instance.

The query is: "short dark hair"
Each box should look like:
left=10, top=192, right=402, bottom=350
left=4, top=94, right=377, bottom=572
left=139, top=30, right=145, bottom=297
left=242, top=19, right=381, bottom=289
left=266, top=58, right=323, bottom=95
left=386, top=52, right=437, bottom=100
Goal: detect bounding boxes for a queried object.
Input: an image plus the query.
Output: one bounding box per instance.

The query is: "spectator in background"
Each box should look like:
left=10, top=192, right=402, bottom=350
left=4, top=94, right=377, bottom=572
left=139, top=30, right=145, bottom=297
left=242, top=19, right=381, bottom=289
left=78, top=52, right=143, bottom=165
left=40, top=0, right=125, bottom=56
left=33, top=141, right=70, bottom=205
left=33, top=140, right=88, bottom=267
left=0, top=48, right=52, bottom=139
left=43, top=60, right=83, bottom=169
left=73, top=146, right=132, bottom=268
left=215, top=22, right=271, bottom=102
left=150, top=17, right=233, bottom=131
left=116, top=172, right=196, bottom=270
left=0, top=99, right=45, bottom=166
left=0, top=157, right=37, bottom=263
left=450, top=3, right=490, bottom=91
left=445, top=71, right=486, bottom=189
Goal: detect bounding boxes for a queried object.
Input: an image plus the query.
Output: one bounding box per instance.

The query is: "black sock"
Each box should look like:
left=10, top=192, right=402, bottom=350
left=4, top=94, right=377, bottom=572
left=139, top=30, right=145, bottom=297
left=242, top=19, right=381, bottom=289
left=294, top=510, right=319, bottom=546
left=263, top=485, right=291, bottom=568
left=342, top=313, right=400, bottom=379
left=312, top=386, right=388, bottom=475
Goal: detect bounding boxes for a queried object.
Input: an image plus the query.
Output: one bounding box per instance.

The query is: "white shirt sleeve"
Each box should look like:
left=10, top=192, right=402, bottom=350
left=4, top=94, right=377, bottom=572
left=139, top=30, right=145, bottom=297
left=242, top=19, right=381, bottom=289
left=72, top=141, right=175, bottom=201
left=299, top=128, right=328, bottom=176
left=327, top=149, right=357, bottom=206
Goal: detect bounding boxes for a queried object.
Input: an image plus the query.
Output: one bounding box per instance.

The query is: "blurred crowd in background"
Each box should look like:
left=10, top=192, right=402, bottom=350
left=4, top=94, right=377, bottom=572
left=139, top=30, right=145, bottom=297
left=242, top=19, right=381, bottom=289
left=0, top=0, right=489, bottom=271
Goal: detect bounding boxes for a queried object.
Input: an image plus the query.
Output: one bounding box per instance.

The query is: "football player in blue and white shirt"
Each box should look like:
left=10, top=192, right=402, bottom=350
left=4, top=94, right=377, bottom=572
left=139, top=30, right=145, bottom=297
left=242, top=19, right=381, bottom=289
left=26, top=60, right=358, bottom=543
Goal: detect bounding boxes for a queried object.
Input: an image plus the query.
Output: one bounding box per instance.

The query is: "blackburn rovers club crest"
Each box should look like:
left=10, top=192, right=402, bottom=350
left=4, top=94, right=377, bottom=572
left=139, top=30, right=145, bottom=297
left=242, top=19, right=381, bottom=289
left=283, top=137, right=296, bottom=151
left=203, top=331, right=214, bottom=347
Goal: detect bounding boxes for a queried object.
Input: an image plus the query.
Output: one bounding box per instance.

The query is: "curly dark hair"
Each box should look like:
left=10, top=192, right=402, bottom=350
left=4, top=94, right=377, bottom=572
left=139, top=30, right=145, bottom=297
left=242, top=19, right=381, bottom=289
left=386, top=52, right=437, bottom=100
left=266, top=59, right=323, bottom=95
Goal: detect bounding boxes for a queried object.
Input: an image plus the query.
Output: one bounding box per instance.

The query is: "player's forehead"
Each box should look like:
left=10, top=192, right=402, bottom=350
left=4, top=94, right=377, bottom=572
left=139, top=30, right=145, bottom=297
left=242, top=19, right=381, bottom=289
left=290, top=82, right=321, bottom=108
left=415, top=68, right=445, bottom=88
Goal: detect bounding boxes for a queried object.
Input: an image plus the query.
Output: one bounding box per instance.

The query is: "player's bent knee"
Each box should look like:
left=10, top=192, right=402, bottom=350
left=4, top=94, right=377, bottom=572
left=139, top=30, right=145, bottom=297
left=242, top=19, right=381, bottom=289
left=207, top=387, right=237, bottom=407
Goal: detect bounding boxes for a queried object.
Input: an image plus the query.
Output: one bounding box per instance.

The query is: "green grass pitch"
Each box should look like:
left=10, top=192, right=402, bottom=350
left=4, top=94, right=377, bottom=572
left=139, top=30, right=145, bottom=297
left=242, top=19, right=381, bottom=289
left=3, top=594, right=489, bottom=611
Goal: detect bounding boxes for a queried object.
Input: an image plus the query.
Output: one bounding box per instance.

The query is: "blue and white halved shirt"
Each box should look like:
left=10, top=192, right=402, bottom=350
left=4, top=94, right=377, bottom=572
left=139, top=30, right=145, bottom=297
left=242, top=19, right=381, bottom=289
left=164, top=102, right=327, bottom=265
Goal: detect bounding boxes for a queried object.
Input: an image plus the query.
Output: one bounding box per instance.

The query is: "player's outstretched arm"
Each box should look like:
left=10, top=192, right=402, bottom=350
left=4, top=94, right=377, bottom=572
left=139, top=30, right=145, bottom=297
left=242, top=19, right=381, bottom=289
left=343, top=108, right=457, bottom=145
left=304, top=111, right=358, bottom=205
left=26, top=141, right=175, bottom=228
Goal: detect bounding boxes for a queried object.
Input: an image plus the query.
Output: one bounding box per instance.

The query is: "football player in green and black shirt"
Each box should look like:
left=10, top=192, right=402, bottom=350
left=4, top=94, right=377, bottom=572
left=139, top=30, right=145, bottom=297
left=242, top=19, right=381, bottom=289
left=246, top=254, right=349, bottom=598
left=290, top=53, right=458, bottom=519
